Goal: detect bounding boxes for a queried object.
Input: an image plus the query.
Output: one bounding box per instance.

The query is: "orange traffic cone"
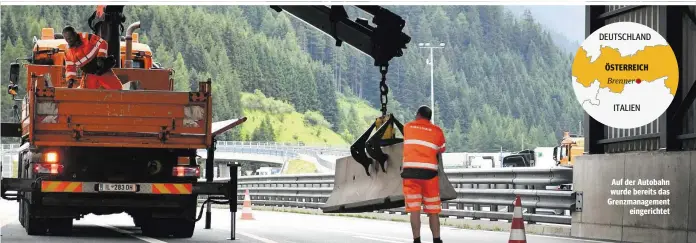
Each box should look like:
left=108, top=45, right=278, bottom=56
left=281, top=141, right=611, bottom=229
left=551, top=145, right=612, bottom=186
left=509, top=195, right=527, bottom=243
left=240, top=189, right=254, bottom=220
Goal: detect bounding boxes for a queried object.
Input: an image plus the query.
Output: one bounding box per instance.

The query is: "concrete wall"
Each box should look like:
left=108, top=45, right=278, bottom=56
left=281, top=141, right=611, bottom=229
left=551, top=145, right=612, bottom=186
left=572, top=151, right=695, bottom=242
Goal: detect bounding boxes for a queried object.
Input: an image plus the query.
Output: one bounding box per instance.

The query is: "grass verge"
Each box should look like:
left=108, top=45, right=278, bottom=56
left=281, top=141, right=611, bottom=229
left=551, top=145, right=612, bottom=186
left=284, top=159, right=317, bottom=174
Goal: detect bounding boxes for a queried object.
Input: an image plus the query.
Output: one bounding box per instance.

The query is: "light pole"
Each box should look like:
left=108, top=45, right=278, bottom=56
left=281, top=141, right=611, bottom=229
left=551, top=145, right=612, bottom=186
left=417, top=42, right=446, bottom=125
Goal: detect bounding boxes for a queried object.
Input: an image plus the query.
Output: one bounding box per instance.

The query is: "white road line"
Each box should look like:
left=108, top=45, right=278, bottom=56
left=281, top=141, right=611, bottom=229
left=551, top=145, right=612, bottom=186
left=456, top=228, right=611, bottom=243
left=97, top=224, right=167, bottom=243
left=353, top=235, right=407, bottom=243
left=238, top=231, right=281, bottom=243
left=528, top=234, right=612, bottom=243
left=284, top=225, right=431, bottom=243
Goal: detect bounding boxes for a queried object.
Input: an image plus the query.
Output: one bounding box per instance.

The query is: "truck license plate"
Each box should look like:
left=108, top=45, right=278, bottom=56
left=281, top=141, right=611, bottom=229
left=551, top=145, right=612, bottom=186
left=99, top=183, right=137, bottom=192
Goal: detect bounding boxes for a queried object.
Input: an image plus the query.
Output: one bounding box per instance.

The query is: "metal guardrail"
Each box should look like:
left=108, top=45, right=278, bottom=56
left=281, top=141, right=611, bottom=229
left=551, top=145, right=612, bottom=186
left=198, top=167, right=575, bottom=225
left=215, top=141, right=351, bottom=156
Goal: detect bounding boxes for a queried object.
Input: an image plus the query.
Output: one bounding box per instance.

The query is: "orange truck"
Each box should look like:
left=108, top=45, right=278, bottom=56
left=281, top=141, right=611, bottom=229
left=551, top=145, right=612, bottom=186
left=0, top=7, right=243, bottom=238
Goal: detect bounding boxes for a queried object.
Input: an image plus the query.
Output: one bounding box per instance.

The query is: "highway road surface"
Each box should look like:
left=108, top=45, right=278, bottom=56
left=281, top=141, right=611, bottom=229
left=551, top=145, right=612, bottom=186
left=0, top=199, right=609, bottom=243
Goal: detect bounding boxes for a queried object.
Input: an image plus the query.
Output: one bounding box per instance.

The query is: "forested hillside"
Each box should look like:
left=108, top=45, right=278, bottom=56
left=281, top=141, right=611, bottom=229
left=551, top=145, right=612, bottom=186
left=0, top=6, right=584, bottom=152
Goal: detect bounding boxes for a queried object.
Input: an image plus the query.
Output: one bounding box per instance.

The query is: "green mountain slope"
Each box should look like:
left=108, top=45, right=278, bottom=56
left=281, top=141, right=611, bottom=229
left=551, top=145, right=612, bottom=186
left=238, top=90, right=349, bottom=146
left=1, top=6, right=583, bottom=152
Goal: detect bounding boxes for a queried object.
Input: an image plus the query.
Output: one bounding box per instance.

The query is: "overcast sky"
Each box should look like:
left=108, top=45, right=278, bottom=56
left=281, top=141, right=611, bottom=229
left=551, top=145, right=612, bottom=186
left=506, top=6, right=586, bottom=43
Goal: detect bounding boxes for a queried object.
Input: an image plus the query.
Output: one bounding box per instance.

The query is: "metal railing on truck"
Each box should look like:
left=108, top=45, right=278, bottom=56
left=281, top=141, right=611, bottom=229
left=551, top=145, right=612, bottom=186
left=198, top=167, right=576, bottom=225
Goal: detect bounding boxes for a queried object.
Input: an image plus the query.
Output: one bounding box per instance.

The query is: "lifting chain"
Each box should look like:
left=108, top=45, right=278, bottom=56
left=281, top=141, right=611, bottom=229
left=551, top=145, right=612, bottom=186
left=379, top=65, right=389, bottom=116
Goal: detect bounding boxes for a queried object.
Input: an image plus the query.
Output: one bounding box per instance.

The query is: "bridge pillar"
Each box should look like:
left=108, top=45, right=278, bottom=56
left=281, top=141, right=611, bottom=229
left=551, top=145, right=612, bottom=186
left=218, top=163, right=231, bottom=178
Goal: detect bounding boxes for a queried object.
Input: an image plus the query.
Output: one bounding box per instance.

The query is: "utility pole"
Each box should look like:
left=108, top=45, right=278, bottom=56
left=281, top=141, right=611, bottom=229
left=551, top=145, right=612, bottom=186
left=417, top=42, right=446, bottom=125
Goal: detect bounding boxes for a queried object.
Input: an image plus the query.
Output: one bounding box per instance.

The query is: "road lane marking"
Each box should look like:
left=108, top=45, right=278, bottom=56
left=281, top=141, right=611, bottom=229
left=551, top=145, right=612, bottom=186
left=281, top=224, right=431, bottom=243
left=454, top=228, right=611, bottom=243
left=353, top=235, right=407, bottom=243
left=96, top=224, right=167, bottom=243
left=238, top=231, right=281, bottom=243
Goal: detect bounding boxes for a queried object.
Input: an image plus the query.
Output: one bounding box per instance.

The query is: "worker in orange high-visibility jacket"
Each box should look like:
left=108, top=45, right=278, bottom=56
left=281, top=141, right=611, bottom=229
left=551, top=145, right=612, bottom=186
left=62, top=26, right=122, bottom=90
left=401, top=105, right=446, bottom=243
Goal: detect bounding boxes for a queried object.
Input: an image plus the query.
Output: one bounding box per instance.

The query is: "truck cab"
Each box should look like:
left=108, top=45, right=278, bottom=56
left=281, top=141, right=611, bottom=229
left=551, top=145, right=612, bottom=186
left=553, top=132, right=584, bottom=167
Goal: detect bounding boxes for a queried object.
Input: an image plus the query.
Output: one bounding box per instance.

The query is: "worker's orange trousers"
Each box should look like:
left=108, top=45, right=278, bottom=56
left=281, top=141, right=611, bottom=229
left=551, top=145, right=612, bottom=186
left=82, top=70, right=122, bottom=90
left=403, top=176, right=441, bottom=214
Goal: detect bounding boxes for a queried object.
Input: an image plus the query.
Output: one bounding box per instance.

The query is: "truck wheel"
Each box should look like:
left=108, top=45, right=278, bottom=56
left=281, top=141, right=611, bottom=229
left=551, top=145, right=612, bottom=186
left=19, top=202, right=24, bottom=227
left=133, top=216, right=144, bottom=228
left=47, top=218, right=73, bottom=236
left=171, top=202, right=197, bottom=238
left=22, top=200, right=47, bottom=235
left=170, top=218, right=195, bottom=238
left=141, top=218, right=168, bottom=237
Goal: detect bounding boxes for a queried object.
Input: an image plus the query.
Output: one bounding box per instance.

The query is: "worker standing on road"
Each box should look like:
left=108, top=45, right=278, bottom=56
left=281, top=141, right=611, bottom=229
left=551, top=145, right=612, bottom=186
left=401, top=105, right=446, bottom=243
left=62, top=26, right=122, bottom=90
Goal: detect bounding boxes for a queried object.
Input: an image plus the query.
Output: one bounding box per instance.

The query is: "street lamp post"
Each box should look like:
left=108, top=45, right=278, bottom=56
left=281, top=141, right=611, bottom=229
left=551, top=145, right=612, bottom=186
left=417, top=42, right=446, bottom=125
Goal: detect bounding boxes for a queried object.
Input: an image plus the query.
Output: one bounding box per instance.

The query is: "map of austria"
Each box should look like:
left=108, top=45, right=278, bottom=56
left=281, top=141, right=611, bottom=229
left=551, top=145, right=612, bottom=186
left=571, top=21, right=679, bottom=129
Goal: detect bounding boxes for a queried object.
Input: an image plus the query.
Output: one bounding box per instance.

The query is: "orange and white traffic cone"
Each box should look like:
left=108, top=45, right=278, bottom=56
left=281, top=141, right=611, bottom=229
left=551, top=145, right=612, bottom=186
left=240, top=189, right=254, bottom=220
left=509, top=195, right=527, bottom=243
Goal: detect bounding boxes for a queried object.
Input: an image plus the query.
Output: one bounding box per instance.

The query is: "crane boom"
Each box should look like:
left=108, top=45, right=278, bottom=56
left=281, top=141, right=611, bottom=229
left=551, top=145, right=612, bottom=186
left=270, top=5, right=411, bottom=67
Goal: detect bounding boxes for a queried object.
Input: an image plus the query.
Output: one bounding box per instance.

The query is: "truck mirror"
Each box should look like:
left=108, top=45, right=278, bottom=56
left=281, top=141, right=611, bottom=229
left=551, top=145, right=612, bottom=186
left=552, top=146, right=558, bottom=161
left=9, top=63, right=19, bottom=84
left=8, top=63, right=20, bottom=96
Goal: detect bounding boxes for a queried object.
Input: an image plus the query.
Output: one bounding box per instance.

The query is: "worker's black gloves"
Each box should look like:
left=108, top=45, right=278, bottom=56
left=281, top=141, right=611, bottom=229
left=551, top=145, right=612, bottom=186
left=67, top=79, right=76, bottom=88
left=95, top=56, right=116, bottom=75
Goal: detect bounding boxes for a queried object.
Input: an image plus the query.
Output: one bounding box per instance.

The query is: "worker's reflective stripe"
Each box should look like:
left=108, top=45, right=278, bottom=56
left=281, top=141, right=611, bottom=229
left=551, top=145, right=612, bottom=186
left=98, top=48, right=107, bottom=54
left=65, top=72, right=77, bottom=77
left=404, top=139, right=440, bottom=150
left=405, top=194, right=422, bottom=199
left=65, top=61, right=74, bottom=65
left=424, top=204, right=441, bottom=210
left=74, top=39, right=103, bottom=66
left=402, top=162, right=438, bottom=170
left=407, top=202, right=421, bottom=208
left=423, top=196, right=440, bottom=202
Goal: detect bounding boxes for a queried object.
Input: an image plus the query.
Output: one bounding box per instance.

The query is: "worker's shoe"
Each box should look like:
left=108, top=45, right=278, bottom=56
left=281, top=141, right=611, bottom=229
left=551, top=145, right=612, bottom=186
left=433, top=237, right=443, bottom=243
left=413, top=237, right=421, bottom=243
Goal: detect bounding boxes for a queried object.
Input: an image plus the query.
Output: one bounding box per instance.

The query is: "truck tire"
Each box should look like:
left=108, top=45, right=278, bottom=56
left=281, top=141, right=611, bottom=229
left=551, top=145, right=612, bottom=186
left=170, top=201, right=197, bottom=238
left=47, top=218, right=73, bottom=236
left=19, top=202, right=24, bottom=227
left=22, top=200, right=47, bottom=235
left=133, top=216, right=144, bottom=228
left=140, top=218, right=167, bottom=237
left=141, top=205, right=196, bottom=238
left=170, top=218, right=195, bottom=238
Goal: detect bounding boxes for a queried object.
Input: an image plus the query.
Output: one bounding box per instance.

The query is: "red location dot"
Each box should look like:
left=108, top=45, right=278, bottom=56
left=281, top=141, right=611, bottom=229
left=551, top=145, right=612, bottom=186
left=636, top=78, right=642, bottom=84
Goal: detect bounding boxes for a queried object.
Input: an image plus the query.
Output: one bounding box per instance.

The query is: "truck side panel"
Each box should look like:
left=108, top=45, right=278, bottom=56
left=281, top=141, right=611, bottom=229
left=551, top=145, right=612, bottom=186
left=22, top=65, right=212, bottom=149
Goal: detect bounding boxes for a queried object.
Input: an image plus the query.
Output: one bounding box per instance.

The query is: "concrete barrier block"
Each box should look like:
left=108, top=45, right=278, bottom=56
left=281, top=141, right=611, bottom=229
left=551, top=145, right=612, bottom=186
left=688, top=151, right=696, bottom=232
left=688, top=231, right=696, bottom=243
left=573, top=153, right=626, bottom=226
left=571, top=222, right=622, bottom=242
left=622, top=226, right=688, bottom=243
left=622, top=151, right=689, bottom=230
left=322, top=143, right=457, bottom=213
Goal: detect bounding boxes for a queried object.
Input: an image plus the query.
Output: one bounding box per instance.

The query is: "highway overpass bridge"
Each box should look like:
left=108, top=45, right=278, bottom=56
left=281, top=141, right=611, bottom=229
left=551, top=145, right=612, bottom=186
left=195, top=141, right=350, bottom=176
